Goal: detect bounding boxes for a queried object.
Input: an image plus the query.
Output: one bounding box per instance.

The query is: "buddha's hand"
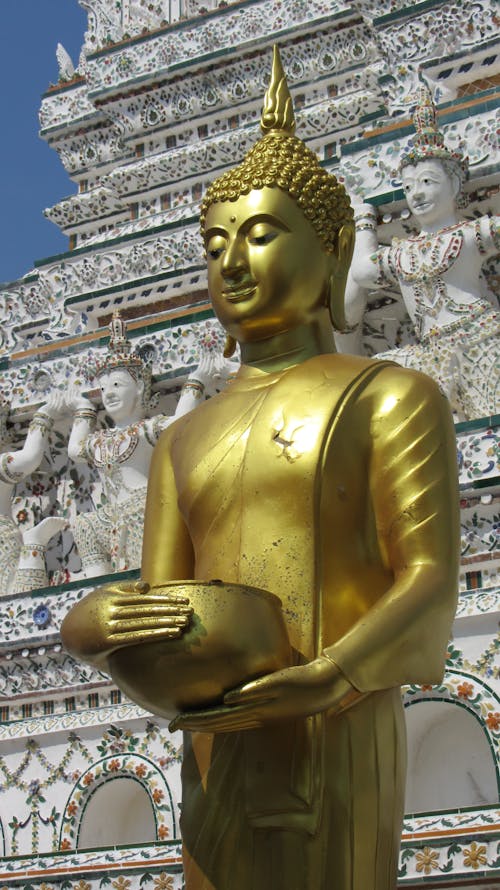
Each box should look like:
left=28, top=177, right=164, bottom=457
left=169, top=656, right=357, bottom=733
left=61, top=581, right=193, bottom=667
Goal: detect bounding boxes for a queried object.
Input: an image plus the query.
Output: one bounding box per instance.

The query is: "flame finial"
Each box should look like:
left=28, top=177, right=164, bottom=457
left=260, top=45, right=296, bottom=136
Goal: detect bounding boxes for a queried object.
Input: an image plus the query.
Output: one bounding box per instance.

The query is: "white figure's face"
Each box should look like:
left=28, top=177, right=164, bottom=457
left=98, top=369, right=144, bottom=423
left=401, top=159, right=459, bottom=230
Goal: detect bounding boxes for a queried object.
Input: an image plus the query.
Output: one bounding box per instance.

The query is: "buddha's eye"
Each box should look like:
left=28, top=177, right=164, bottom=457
left=206, top=236, right=226, bottom=260
left=208, top=246, right=225, bottom=259
left=248, top=225, right=278, bottom=246
left=250, top=232, right=277, bottom=246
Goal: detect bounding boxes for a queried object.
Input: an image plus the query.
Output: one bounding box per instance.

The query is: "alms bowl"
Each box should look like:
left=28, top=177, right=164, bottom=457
left=105, top=580, right=292, bottom=720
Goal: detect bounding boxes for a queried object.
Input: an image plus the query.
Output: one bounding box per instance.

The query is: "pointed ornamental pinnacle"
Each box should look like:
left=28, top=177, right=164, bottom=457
left=109, top=309, right=132, bottom=355
left=412, top=85, right=441, bottom=149
left=260, top=45, right=296, bottom=136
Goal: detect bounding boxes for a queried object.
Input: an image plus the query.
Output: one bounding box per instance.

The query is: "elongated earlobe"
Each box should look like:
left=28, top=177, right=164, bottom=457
left=328, top=222, right=355, bottom=332
left=223, top=334, right=237, bottom=358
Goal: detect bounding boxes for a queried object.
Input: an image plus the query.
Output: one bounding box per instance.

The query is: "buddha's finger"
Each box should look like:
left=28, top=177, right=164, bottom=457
left=112, top=603, right=193, bottom=618
left=109, top=616, right=191, bottom=633
left=224, top=688, right=275, bottom=707
left=117, top=594, right=191, bottom=607
left=107, top=624, right=187, bottom=643
left=170, top=712, right=262, bottom=733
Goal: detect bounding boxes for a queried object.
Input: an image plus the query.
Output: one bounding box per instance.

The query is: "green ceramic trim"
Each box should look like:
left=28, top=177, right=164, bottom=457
left=402, top=800, right=500, bottom=821
left=5, top=307, right=215, bottom=376
left=456, top=414, right=500, bottom=434
left=64, top=263, right=205, bottom=305
left=459, top=475, right=500, bottom=493
left=23, top=567, right=141, bottom=603
left=375, top=0, right=447, bottom=26
left=340, top=92, right=499, bottom=159
left=87, top=0, right=260, bottom=59
left=35, top=213, right=200, bottom=267
left=41, top=77, right=86, bottom=100
left=420, top=37, right=499, bottom=72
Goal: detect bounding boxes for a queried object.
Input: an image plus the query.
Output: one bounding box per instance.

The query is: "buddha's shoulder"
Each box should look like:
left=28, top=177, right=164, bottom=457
left=302, top=353, right=448, bottom=408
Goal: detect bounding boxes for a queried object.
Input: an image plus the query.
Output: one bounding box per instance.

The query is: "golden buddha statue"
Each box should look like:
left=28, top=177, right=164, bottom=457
left=62, top=48, right=460, bottom=890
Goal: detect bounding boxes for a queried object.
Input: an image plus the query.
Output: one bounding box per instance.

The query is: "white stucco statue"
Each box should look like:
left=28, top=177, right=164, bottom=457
left=66, top=312, right=228, bottom=577
left=0, top=395, right=66, bottom=595
left=345, top=86, right=499, bottom=419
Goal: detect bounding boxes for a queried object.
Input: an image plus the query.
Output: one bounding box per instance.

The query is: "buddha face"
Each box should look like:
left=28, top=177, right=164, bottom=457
left=204, top=188, right=334, bottom=342
left=401, top=159, right=459, bottom=230
left=98, top=369, right=144, bottom=423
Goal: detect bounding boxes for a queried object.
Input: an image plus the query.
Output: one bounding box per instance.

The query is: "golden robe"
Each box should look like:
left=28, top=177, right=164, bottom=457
left=142, top=353, right=459, bottom=890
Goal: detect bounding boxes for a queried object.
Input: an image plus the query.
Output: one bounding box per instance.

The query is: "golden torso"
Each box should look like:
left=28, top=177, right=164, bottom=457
left=165, top=355, right=393, bottom=660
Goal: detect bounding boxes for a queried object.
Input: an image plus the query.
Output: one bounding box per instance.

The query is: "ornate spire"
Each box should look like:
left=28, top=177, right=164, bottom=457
left=260, top=45, right=296, bottom=136
left=400, top=85, right=468, bottom=184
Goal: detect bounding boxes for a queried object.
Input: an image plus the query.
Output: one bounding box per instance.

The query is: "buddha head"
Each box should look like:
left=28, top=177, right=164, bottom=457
left=400, top=86, right=468, bottom=228
left=200, top=47, right=354, bottom=353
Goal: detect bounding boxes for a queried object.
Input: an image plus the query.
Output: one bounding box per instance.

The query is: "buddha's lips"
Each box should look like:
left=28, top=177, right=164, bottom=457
left=222, top=284, right=257, bottom=302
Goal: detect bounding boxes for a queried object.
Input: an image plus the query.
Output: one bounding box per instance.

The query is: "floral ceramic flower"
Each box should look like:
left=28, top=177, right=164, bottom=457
left=152, top=788, right=164, bottom=803
left=153, top=874, right=174, bottom=889
left=135, top=763, right=147, bottom=778
left=83, top=772, right=94, bottom=786
left=112, top=877, right=131, bottom=890
left=158, top=824, right=170, bottom=839
left=73, top=881, right=91, bottom=890
left=486, top=712, right=500, bottom=731
left=415, top=846, right=439, bottom=874
left=463, top=841, right=487, bottom=870
left=60, top=838, right=71, bottom=850
left=109, top=758, right=121, bottom=771
left=457, top=681, right=474, bottom=699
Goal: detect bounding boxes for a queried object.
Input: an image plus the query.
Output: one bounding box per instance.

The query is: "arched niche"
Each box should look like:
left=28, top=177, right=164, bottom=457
left=405, top=699, right=498, bottom=814
left=77, top=776, right=156, bottom=848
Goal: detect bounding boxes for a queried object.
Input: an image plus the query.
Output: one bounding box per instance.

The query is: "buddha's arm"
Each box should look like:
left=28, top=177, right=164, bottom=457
left=141, top=424, right=195, bottom=585
left=324, top=367, right=460, bottom=692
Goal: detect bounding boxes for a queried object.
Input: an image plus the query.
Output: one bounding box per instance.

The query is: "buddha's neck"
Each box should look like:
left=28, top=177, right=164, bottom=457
left=239, top=313, right=336, bottom=373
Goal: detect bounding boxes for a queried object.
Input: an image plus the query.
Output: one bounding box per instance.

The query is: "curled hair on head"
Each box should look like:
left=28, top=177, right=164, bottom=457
left=200, top=46, right=353, bottom=252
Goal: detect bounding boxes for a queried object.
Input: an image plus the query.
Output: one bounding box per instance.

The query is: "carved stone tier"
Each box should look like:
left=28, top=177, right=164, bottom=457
left=44, top=185, right=128, bottom=232
left=83, top=0, right=355, bottom=91
left=0, top=313, right=218, bottom=405
left=338, top=96, right=500, bottom=200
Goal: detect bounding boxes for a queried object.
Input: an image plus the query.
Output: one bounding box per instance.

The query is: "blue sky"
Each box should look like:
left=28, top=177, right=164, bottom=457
left=0, top=1, right=87, bottom=285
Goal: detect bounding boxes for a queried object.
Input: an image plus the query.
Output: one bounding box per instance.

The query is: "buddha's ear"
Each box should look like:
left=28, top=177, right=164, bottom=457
left=327, top=222, right=355, bottom=332
left=223, top=334, right=237, bottom=358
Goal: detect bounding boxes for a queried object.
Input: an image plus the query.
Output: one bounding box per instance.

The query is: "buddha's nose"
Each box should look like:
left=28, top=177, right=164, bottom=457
left=221, top=237, right=247, bottom=279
